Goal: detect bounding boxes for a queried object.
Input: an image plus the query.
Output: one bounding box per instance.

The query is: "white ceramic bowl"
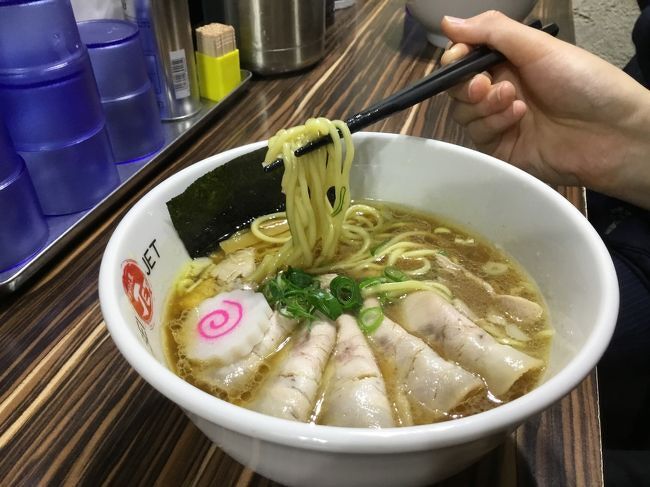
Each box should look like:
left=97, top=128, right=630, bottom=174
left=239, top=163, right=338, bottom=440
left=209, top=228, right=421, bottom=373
left=99, top=133, right=618, bottom=487
left=407, top=1, right=537, bottom=46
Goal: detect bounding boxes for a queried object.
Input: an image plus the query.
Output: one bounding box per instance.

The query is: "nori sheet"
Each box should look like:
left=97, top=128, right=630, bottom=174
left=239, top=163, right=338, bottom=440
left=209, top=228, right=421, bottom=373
left=166, top=147, right=285, bottom=258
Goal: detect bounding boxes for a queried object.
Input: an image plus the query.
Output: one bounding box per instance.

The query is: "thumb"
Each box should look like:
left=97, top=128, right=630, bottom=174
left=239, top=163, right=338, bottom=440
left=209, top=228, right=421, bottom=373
left=441, top=11, right=555, bottom=67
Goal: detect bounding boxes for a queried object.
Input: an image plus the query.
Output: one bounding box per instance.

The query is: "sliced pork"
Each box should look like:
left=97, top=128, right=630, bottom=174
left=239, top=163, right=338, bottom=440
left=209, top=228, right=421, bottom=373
left=364, top=298, right=483, bottom=422
left=494, top=294, right=543, bottom=325
left=211, top=248, right=256, bottom=283
left=399, top=291, right=543, bottom=396
left=435, top=253, right=544, bottom=327
left=248, top=320, right=337, bottom=422
left=319, top=314, right=395, bottom=428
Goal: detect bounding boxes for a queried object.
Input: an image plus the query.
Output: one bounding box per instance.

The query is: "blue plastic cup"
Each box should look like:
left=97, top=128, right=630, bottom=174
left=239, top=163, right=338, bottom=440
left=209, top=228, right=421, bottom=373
left=0, top=111, right=22, bottom=183
left=78, top=20, right=150, bottom=100
left=19, top=124, right=118, bottom=215
left=0, top=0, right=119, bottom=215
left=0, top=55, right=106, bottom=150
left=0, top=53, right=119, bottom=214
left=0, top=118, right=48, bottom=272
left=78, top=20, right=164, bottom=163
left=0, top=0, right=84, bottom=70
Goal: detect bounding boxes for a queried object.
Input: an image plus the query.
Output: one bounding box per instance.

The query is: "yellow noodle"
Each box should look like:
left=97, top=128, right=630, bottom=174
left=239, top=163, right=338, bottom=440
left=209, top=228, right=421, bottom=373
left=361, top=280, right=452, bottom=301
left=244, top=120, right=462, bottom=305
left=249, top=118, right=353, bottom=281
left=250, top=213, right=291, bottom=244
left=402, top=258, right=431, bottom=276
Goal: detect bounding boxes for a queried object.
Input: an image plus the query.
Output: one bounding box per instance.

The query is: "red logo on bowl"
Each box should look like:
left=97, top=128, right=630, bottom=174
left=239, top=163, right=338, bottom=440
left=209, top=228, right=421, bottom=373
left=121, top=259, right=154, bottom=326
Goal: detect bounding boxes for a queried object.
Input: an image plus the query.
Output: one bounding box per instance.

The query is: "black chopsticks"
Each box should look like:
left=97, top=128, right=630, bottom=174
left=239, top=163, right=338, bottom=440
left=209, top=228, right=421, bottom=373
left=263, top=20, right=559, bottom=173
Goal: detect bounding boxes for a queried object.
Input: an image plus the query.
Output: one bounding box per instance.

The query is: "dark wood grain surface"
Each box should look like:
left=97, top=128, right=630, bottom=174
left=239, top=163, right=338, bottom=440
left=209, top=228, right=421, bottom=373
left=1, top=1, right=602, bottom=486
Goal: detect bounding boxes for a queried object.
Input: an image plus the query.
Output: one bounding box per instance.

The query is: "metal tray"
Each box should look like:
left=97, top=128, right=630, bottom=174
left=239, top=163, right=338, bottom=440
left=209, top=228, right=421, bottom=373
left=0, top=70, right=252, bottom=296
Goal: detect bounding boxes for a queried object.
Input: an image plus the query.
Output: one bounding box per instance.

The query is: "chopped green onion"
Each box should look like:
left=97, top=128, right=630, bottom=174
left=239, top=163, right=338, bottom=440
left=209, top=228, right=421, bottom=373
left=359, top=276, right=389, bottom=289
left=370, top=239, right=390, bottom=256
left=330, top=276, right=362, bottom=310
left=331, top=186, right=347, bottom=217
left=384, top=266, right=408, bottom=282
left=285, top=267, right=314, bottom=289
left=262, top=268, right=386, bottom=326
left=376, top=294, right=390, bottom=307
left=261, top=279, right=283, bottom=305
left=282, top=294, right=316, bottom=320
left=357, top=306, right=384, bottom=334
left=308, top=289, right=343, bottom=320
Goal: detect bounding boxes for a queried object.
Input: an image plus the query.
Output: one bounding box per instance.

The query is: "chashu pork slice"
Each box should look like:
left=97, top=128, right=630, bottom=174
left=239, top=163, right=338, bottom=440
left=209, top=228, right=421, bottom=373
left=248, top=319, right=337, bottom=422
left=364, top=298, right=483, bottom=423
left=195, top=311, right=297, bottom=397
left=399, top=291, right=543, bottom=397
left=434, top=253, right=544, bottom=326
left=319, top=314, right=394, bottom=428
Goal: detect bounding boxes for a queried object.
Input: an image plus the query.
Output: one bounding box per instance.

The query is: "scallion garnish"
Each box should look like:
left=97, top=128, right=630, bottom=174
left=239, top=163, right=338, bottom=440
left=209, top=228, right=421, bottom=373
left=330, top=276, right=362, bottom=311
left=370, top=239, right=389, bottom=256
left=282, top=294, right=316, bottom=320
left=359, top=276, right=389, bottom=289
left=308, top=289, right=343, bottom=320
left=261, top=278, right=283, bottom=304
left=285, top=267, right=315, bottom=289
left=357, top=306, right=384, bottom=334
left=384, top=266, right=408, bottom=282
left=330, top=186, right=347, bottom=217
left=261, top=269, right=347, bottom=323
left=262, top=269, right=390, bottom=332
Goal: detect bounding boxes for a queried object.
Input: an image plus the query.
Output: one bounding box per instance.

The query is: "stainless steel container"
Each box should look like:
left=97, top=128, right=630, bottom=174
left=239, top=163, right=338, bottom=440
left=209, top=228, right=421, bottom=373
left=223, top=0, right=326, bottom=75
left=123, top=0, right=201, bottom=120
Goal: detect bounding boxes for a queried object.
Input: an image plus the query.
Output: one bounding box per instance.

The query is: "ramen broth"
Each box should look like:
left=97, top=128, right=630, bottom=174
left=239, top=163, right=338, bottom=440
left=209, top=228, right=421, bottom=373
left=164, top=201, right=552, bottom=426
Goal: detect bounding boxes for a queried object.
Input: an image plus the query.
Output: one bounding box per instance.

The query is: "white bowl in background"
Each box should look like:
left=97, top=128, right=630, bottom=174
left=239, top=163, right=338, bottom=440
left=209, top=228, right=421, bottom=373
left=99, top=133, right=618, bottom=487
left=406, top=1, right=537, bottom=46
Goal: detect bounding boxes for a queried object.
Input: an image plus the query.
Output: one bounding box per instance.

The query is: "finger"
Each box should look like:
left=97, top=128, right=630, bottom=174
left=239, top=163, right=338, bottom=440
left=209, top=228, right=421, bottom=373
left=447, top=72, right=492, bottom=103
left=452, top=80, right=517, bottom=125
left=466, top=99, right=527, bottom=145
left=440, top=43, right=471, bottom=66
left=441, top=11, right=557, bottom=66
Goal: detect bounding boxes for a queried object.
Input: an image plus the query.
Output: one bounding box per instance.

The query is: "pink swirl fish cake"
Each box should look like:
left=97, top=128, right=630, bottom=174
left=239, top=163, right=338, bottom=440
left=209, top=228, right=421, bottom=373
left=181, top=289, right=273, bottom=366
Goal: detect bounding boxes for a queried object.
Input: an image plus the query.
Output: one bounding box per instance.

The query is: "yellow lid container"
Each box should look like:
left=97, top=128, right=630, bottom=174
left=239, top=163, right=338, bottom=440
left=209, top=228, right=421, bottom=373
left=196, top=49, right=241, bottom=102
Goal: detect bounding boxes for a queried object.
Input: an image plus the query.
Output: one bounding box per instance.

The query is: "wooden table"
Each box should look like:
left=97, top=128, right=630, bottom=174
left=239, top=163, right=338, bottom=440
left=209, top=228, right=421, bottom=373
left=0, top=1, right=602, bottom=485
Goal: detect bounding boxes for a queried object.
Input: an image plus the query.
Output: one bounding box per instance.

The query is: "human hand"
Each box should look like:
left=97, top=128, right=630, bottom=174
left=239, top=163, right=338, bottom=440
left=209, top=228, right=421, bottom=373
left=441, top=11, right=650, bottom=209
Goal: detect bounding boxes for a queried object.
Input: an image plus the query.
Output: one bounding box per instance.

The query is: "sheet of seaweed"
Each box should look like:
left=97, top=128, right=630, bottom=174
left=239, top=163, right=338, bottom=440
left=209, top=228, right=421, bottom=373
left=166, top=147, right=285, bottom=258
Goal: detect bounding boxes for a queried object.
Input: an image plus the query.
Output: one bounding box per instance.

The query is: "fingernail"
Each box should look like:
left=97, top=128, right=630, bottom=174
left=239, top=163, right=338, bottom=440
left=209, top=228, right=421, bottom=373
left=444, top=16, right=466, bottom=24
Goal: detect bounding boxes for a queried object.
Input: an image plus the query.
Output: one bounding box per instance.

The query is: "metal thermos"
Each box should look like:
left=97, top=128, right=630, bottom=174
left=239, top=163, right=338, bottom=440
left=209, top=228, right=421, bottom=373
left=222, top=0, right=326, bottom=75
left=122, top=0, right=201, bottom=120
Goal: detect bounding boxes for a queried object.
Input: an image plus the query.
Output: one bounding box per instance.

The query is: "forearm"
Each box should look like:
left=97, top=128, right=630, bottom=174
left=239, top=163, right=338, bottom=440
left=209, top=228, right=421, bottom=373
left=593, top=91, right=650, bottom=210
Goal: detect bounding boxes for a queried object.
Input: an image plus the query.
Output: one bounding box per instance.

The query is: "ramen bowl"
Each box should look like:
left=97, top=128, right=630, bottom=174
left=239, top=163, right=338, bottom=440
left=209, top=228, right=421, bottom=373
left=406, top=1, right=537, bottom=46
left=99, top=133, right=618, bottom=487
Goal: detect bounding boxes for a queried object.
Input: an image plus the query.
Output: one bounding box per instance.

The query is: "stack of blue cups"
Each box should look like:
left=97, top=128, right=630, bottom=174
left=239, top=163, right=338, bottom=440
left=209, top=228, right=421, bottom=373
left=0, top=0, right=119, bottom=216
left=0, top=114, right=48, bottom=272
left=78, top=20, right=165, bottom=164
